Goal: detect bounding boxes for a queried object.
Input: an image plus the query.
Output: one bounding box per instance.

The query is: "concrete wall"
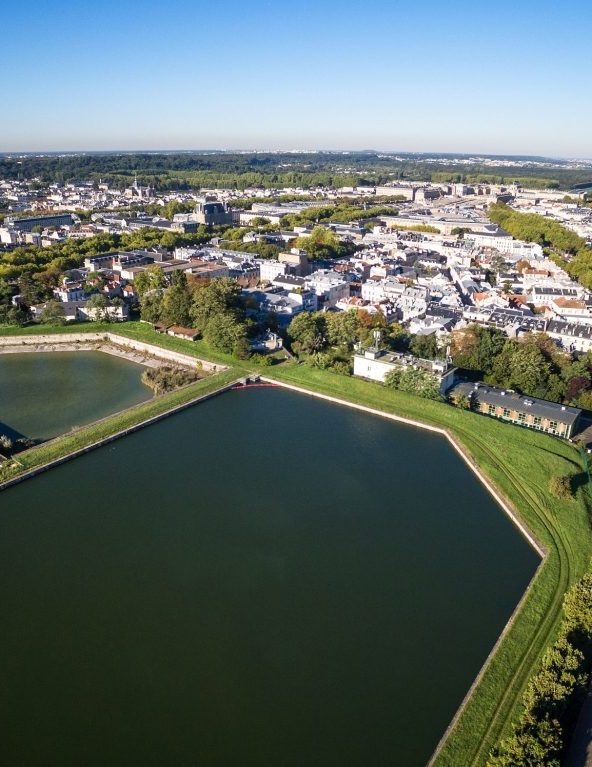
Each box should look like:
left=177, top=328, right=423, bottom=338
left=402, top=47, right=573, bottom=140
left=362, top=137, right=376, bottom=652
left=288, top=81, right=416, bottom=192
left=0, top=333, right=225, bottom=372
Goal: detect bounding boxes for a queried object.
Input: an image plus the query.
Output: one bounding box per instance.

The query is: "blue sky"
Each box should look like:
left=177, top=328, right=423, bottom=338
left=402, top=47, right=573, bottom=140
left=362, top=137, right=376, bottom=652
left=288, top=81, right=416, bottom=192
left=2, top=0, right=591, bottom=157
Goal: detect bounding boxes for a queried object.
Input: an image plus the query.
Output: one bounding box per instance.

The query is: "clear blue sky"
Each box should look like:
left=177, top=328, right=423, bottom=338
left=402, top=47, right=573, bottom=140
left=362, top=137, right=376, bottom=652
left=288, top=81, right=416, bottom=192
left=3, top=0, right=591, bottom=157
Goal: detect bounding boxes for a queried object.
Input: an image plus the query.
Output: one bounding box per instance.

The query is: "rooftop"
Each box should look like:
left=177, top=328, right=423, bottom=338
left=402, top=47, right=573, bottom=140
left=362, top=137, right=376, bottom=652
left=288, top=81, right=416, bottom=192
left=453, top=381, right=581, bottom=426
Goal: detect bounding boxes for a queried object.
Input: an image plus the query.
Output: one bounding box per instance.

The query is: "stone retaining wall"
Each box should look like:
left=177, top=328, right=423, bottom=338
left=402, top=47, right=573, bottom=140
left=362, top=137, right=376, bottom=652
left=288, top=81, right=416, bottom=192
left=0, top=333, right=225, bottom=372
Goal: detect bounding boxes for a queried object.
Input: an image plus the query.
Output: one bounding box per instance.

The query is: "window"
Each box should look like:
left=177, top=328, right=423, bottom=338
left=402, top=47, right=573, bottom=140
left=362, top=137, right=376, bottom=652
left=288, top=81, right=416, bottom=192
left=488, top=404, right=496, bottom=415
left=517, top=413, right=526, bottom=423
left=502, top=408, right=511, bottom=419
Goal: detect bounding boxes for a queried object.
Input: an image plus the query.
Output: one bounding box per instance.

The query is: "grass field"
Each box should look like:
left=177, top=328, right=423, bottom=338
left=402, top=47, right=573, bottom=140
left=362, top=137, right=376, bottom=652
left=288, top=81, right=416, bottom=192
left=2, top=323, right=591, bottom=765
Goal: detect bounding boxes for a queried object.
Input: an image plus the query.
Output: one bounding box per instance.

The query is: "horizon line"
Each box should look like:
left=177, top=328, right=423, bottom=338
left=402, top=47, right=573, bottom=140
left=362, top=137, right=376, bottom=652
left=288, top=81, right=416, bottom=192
left=1, top=148, right=591, bottom=163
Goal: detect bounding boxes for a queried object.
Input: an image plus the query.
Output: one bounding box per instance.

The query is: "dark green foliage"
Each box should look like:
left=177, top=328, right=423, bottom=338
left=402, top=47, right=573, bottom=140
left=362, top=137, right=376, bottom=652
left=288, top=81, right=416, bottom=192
left=384, top=367, right=444, bottom=400
left=203, top=313, right=247, bottom=354
left=250, top=353, right=272, bottom=366
left=292, top=226, right=359, bottom=260
left=409, top=333, right=439, bottom=360
left=189, top=277, right=244, bottom=331
left=39, top=300, right=67, bottom=325
left=488, top=573, right=592, bottom=765
left=288, top=312, right=327, bottom=355
left=5, top=153, right=589, bottom=196
left=159, top=272, right=191, bottom=326
left=233, top=336, right=251, bottom=360
left=451, top=325, right=508, bottom=376
left=0, top=227, right=213, bottom=283
left=0, top=279, right=31, bottom=326
left=221, top=239, right=282, bottom=259
left=489, top=203, right=592, bottom=289
left=489, top=203, right=586, bottom=255
left=324, top=309, right=362, bottom=349
left=139, top=291, right=164, bottom=324
left=451, top=325, right=592, bottom=407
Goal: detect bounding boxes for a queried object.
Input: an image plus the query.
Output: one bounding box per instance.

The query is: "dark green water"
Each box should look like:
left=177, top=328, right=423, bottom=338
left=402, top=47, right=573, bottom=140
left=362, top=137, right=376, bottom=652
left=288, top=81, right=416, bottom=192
left=0, top=351, right=152, bottom=440
left=0, top=387, right=539, bottom=767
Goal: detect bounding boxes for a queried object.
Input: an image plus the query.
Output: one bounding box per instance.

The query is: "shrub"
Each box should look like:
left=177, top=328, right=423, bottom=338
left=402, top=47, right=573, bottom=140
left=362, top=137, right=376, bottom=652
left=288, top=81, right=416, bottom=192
left=330, top=360, right=352, bottom=376
left=250, top=353, right=272, bottom=367
left=141, top=365, right=199, bottom=395
left=549, top=475, right=573, bottom=501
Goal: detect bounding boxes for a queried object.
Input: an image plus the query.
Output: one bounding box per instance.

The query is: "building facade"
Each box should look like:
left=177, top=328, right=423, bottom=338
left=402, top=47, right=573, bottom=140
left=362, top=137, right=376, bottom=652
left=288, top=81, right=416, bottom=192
left=452, top=382, right=581, bottom=438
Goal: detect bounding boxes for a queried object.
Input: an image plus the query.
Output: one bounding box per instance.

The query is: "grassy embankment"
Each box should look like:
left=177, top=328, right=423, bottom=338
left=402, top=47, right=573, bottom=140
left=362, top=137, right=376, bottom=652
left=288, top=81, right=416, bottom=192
left=1, top=323, right=592, bottom=765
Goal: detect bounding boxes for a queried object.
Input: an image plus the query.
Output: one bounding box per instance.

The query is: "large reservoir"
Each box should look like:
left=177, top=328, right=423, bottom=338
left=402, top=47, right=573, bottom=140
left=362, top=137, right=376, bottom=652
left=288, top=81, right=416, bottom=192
left=0, top=351, right=151, bottom=440
left=0, top=385, right=539, bottom=766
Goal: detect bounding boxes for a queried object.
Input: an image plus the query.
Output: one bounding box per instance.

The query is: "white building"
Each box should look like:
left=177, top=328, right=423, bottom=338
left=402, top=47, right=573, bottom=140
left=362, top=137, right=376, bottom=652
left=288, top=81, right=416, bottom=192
left=353, top=348, right=457, bottom=394
left=305, top=270, right=350, bottom=308
left=259, top=260, right=288, bottom=282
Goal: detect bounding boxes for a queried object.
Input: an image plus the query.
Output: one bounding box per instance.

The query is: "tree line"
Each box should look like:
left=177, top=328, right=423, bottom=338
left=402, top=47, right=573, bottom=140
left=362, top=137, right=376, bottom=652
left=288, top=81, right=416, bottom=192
left=137, top=271, right=254, bottom=357
left=451, top=325, right=592, bottom=409
left=0, top=226, right=215, bottom=284
left=488, top=572, right=592, bottom=765
left=488, top=203, right=592, bottom=289
left=4, top=152, right=589, bottom=190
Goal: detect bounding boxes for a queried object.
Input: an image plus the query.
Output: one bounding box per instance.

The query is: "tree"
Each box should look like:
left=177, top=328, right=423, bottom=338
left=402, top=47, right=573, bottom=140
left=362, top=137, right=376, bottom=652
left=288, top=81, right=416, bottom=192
left=565, top=375, right=591, bottom=403
left=204, top=313, right=246, bottom=354
left=18, top=273, right=43, bottom=306
left=409, top=333, right=439, bottom=360
left=292, top=226, right=357, bottom=260
left=451, top=325, right=507, bottom=376
left=39, top=300, right=67, bottom=325
left=86, top=293, right=111, bottom=321
left=0, top=279, right=14, bottom=304
left=133, top=265, right=166, bottom=296
left=234, top=336, right=251, bottom=359
left=190, top=277, right=244, bottom=331
left=160, top=272, right=191, bottom=326
left=288, top=312, right=327, bottom=355
left=140, top=291, right=164, bottom=324
left=0, top=304, right=30, bottom=326
left=325, top=309, right=361, bottom=349
left=492, top=342, right=552, bottom=398
left=549, top=475, right=573, bottom=501
left=385, top=366, right=443, bottom=400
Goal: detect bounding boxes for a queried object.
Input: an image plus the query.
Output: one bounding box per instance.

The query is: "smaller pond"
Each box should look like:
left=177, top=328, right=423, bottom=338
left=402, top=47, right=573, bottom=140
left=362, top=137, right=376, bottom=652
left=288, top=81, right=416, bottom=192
left=0, top=351, right=152, bottom=441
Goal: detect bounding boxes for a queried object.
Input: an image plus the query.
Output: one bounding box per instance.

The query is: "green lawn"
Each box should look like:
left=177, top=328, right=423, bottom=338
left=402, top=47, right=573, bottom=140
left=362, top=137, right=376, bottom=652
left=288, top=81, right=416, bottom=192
left=1, top=324, right=591, bottom=765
